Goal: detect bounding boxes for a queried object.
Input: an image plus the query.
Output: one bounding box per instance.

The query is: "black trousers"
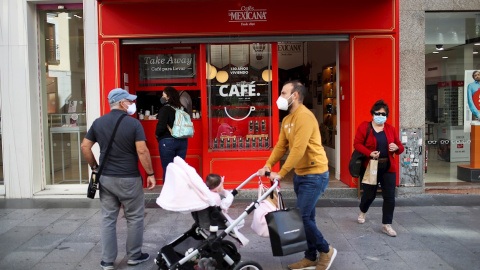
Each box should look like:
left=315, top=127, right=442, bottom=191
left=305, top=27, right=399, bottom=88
left=359, top=162, right=396, bottom=224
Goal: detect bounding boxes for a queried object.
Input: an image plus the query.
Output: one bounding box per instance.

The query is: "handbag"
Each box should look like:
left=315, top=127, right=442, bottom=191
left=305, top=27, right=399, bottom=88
left=362, top=159, right=378, bottom=185
left=87, top=114, right=127, bottom=199
left=251, top=178, right=280, bottom=237
left=349, top=123, right=372, bottom=178
left=265, top=192, right=308, bottom=256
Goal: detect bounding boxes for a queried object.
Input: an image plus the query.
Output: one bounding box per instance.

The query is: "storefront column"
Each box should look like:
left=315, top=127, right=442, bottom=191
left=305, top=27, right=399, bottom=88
left=99, top=39, right=121, bottom=115
left=349, top=34, right=398, bottom=186
left=0, top=1, right=43, bottom=197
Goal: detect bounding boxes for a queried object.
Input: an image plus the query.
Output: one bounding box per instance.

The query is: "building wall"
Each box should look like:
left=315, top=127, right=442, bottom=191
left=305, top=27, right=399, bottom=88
left=0, top=0, right=99, bottom=198
left=398, top=0, right=479, bottom=192
left=1, top=0, right=478, bottom=197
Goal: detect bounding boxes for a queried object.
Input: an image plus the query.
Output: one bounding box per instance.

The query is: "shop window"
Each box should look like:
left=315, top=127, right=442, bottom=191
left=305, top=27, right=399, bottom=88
left=39, top=8, right=87, bottom=185
left=207, top=44, right=273, bottom=151
left=424, top=12, right=480, bottom=184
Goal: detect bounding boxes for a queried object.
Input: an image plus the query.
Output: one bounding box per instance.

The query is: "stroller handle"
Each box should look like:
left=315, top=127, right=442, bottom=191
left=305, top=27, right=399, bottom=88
left=231, top=172, right=259, bottom=196
left=231, top=171, right=279, bottom=198
left=256, top=178, right=279, bottom=202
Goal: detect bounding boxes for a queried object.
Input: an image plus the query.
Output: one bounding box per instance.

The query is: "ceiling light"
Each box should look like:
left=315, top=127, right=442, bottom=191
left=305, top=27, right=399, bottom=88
left=442, top=56, right=448, bottom=59
left=433, top=51, right=439, bottom=54
left=474, top=51, right=479, bottom=55
left=206, top=63, right=217, bottom=80
left=475, top=43, right=480, bottom=46
left=262, top=69, right=272, bottom=82
left=436, top=44, right=444, bottom=51
left=216, top=71, right=229, bottom=83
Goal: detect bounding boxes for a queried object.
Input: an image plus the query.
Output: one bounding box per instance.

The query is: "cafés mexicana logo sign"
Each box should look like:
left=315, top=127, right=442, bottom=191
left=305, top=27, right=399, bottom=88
left=228, top=6, right=267, bottom=26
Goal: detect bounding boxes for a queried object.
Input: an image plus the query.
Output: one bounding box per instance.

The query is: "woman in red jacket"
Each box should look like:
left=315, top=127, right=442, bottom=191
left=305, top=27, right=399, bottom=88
left=354, top=100, right=404, bottom=237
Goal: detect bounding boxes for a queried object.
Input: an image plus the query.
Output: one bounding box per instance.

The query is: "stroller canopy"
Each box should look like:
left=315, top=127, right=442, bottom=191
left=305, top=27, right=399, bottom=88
left=157, top=157, right=216, bottom=213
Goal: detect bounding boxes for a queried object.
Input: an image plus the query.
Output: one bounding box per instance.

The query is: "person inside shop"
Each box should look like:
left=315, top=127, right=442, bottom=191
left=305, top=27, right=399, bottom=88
left=354, top=99, right=404, bottom=237
left=467, top=70, right=480, bottom=120
left=257, top=80, right=337, bottom=270
left=156, top=86, right=189, bottom=183
left=81, top=88, right=156, bottom=270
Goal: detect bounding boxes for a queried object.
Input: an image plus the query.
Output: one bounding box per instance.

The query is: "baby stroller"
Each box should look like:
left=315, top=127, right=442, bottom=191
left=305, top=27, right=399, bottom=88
left=155, top=157, right=278, bottom=270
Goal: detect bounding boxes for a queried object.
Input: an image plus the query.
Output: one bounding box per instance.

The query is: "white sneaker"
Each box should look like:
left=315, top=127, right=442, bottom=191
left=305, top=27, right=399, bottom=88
left=357, top=211, right=366, bottom=224
left=382, top=224, right=397, bottom=237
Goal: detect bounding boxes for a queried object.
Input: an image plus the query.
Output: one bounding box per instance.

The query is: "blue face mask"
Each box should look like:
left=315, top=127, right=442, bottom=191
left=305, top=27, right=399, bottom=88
left=373, top=115, right=387, bottom=124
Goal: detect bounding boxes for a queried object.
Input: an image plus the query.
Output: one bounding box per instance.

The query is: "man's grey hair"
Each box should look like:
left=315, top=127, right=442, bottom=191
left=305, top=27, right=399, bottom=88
left=109, top=100, right=121, bottom=109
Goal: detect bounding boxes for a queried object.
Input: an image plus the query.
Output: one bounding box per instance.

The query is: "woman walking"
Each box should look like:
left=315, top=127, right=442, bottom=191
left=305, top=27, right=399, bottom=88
left=354, top=100, right=404, bottom=236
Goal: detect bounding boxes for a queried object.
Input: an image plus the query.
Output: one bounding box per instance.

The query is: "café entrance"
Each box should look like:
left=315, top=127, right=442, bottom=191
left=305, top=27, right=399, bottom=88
left=120, top=38, right=348, bottom=188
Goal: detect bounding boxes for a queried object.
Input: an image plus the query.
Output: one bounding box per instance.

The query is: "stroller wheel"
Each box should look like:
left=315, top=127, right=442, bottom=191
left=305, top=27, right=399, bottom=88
left=232, top=261, right=262, bottom=270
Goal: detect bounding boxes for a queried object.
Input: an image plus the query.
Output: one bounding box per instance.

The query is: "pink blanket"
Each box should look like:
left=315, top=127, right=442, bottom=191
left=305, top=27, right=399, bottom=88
left=156, top=157, right=216, bottom=213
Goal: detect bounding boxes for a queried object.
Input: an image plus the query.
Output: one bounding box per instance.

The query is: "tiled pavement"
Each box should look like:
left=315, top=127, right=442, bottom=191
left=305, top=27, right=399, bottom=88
left=1, top=194, right=480, bottom=270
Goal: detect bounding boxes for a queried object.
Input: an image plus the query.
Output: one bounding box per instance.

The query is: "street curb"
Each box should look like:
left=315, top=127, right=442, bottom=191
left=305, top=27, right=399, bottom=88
left=145, top=187, right=359, bottom=200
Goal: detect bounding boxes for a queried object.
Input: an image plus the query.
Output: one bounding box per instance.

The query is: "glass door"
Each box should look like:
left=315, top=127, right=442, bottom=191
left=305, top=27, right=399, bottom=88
left=39, top=8, right=88, bottom=185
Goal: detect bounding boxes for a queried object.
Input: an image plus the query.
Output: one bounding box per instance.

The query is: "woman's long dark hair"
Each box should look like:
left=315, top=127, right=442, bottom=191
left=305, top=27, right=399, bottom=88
left=163, top=87, right=183, bottom=110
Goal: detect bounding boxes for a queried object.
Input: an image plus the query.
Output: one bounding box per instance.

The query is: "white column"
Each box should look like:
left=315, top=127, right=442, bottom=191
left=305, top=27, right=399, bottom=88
left=0, top=0, right=100, bottom=197
left=83, top=0, right=101, bottom=160
left=0, top=1, right=38, bottom=198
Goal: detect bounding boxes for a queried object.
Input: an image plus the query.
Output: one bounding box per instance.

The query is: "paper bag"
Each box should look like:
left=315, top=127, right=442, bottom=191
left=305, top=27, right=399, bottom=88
left=362, top=159, right=378, bottom=185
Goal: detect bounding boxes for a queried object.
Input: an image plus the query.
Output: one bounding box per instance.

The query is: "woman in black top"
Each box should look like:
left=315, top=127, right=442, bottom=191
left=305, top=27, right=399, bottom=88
left=155, top=87, right=188, bottom=183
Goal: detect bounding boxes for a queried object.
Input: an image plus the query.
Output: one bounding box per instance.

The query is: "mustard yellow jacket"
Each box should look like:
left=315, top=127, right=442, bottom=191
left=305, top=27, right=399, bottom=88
left=266, top=105, right=329, bottom=177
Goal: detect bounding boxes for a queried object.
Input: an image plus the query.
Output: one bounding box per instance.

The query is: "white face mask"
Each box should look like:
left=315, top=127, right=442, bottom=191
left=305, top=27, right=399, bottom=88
left=276, top=93, right=294, bottom=111
left=123, top=101, right=137, bottom=115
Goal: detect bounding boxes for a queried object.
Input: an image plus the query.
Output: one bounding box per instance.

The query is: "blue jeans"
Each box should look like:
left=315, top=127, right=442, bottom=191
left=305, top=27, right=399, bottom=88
left=158, top=138, right=188, bottom=182
left=293, top=172, right=330, bottom=260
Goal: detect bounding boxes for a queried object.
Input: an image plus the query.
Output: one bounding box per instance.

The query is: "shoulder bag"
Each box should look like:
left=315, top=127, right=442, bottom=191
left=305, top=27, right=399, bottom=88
left=87, top=114, right=127, bottom=199
left=348, top=123, right=372, bottom=178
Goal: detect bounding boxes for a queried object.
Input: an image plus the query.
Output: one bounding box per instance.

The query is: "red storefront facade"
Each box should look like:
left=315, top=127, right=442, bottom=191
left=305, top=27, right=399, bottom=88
left=97, top=0, right=399, bottom=188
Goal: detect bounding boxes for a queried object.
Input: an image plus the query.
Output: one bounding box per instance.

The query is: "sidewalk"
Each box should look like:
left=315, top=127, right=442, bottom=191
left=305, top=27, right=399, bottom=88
left=0, top=194, right=479, bottom=270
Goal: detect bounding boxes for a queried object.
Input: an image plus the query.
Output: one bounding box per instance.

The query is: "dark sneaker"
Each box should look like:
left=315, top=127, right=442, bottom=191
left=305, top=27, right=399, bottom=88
left=100, top=261, right=114, bottom=270
left=288, top=257, right=317, bottom=270
left=127, top=253, right=150, bottom=265
left=316, top=245, right=337, bottom=270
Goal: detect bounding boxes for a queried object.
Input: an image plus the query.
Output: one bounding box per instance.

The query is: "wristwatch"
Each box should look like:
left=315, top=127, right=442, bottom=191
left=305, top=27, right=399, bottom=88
left=147, top=172, right=155, bottom=176
left=91, top=164, right=99, bottom=171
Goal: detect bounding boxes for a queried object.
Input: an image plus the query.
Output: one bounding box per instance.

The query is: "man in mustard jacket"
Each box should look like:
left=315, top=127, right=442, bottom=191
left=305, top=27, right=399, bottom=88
left=258, top=80, right=336, bottom=270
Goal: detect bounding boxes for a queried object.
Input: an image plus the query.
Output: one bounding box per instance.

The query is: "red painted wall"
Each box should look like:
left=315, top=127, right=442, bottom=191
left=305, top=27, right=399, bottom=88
left=97, top=0, right=400, bottom=188
left=99, top=39, right=120, bottom=115
left=350, top=35, right=399, bottom=185
left=98, top=0, right=396, bottom=38
left=339, top=41, right=352, bottom=186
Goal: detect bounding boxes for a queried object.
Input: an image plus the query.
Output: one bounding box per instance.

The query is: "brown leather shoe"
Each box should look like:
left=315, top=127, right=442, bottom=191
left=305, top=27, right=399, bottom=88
left=316, top=245, right=337, bottom=270
left=288, top=257, right=317, bottom=270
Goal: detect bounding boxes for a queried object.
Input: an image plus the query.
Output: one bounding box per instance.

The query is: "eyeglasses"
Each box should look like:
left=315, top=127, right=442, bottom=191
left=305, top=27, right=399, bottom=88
left=374, top=112, right=387, bottom=116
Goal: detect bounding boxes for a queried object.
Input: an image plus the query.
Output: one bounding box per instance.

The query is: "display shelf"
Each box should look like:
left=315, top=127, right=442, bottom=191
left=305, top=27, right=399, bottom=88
left=321, top=64, right=336, bottom=149
left=437, top=81, right=464, bottom=126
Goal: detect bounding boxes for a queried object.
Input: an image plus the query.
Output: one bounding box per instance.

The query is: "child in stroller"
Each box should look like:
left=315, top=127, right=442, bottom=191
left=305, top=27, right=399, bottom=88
left=206, top=174, right=232, bottom=211
left=155, top=157, right=277, bottom=270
